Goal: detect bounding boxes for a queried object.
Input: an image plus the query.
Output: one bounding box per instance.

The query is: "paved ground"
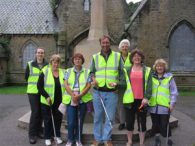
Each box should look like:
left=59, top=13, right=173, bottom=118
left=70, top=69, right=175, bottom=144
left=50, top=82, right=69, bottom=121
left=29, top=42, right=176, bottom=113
left=0, top=94, right=195, bottom=146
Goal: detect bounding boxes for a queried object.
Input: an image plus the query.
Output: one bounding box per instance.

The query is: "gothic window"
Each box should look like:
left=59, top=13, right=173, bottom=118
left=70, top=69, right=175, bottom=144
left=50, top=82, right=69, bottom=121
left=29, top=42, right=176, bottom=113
left=169, top=21, right=195, bottom=72
left=84, top=0, right=90, bottom=11
left=22, top=42, right=37, bottom=69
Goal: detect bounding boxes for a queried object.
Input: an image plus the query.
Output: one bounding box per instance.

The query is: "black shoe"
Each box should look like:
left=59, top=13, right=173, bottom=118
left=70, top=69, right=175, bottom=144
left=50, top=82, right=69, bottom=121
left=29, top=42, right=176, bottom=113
left=118, top=123, right=125, bottom=130
left=153, top=136, right=161, bottom=146
left=29, top=136, right=36, bottom=144
left=167, top=139, right=173, bottom=146
left=37, top=132, right=44, bottom=139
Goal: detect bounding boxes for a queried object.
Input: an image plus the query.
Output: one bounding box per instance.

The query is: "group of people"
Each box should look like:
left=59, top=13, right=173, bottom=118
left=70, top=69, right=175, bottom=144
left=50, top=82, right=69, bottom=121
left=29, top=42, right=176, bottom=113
left=25, top=35, right=178, bottom=146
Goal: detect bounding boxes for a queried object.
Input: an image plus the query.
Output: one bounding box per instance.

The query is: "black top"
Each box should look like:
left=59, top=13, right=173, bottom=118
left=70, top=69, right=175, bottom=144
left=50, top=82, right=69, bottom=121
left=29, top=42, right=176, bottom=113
left=37, top=72, right=62, bottom=106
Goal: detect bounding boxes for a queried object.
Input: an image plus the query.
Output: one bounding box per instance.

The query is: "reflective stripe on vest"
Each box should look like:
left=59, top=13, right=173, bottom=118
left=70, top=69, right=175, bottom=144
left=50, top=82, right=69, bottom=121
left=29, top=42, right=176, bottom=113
left=123, top=67, right=151, bottom=104
left=94, top=51, right=120, bottom=89
left=62, top=68, right=92, bottom=104
left=149, top=76, right=172, bottom=107
left=40, top=67, right=65, bottom=105
left=27, top=61, right=41, bottom=94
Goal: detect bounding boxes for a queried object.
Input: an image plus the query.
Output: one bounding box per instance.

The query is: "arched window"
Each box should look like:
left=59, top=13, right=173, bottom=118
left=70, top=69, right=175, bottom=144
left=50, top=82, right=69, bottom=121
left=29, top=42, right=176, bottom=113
left=22, top=42, right=37, bottom=69
left=169, top=20, right=195, bottom=72
left=84, top=0, right=90, bottom=11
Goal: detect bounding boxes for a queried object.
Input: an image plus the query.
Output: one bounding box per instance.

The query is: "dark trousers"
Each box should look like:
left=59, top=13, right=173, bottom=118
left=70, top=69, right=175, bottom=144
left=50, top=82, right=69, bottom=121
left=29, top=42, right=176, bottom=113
left=67, top=103, right=87, bottom=142
left=150, top=113, right=171, bottom=137
left=41, top=104, right=63, bottom=139
left=125, top=99, right=147, bottom=132
left=28, top=94, right=42, bottom=137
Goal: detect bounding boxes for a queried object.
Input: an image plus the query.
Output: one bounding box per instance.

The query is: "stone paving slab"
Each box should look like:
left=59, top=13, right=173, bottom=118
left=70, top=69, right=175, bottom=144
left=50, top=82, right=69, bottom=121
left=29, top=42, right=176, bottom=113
left=18, top=111, right=178, bottom=144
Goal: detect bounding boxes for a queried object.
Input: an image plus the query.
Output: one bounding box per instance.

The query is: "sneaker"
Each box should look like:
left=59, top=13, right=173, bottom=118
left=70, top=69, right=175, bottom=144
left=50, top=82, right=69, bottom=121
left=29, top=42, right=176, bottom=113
left=104, top=140, right=113, bottom=146
left=76, top=141, right=83, bottom=146
left=118, top=123, right=125, bottom=130
left=167, top=139, right=173, bottom=146
left=126, top=142, right=132, bottom=146
left=56, top=137, right=63, bottom=144
left=45, top=139, right=51, bottom=146
left=65, top=141, right=73, bottom=146
left=91, top=140, right=99, bottom=146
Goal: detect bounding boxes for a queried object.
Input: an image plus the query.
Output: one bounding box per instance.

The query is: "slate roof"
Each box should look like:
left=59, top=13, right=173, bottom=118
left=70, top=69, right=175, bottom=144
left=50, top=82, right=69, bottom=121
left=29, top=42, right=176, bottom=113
left=0, top=0, right=58, bottom=34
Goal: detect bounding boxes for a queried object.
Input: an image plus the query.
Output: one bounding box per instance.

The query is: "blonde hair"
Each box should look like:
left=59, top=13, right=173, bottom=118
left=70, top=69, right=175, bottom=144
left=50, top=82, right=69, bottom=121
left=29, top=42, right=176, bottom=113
left=153, top=58, right=168, bottom=72
left=118, top=39, right=130, bottom=51
left=50, top=54, right=61, bottom=64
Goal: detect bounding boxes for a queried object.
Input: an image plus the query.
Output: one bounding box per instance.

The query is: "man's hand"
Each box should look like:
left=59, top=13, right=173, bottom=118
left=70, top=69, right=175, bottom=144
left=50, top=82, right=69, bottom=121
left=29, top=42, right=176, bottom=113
left=47, top=97, right=52, bottom=105
left=91, top=79, right=98, bottom=87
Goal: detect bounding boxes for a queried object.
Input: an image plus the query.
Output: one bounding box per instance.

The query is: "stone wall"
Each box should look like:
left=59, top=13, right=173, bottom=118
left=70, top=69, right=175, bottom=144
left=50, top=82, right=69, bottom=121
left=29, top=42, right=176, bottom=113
left=127, top=0, right=195, bottom=87
left=7, top=35, right=56, bottom=84
left=128, top=0, right=195, bottom=66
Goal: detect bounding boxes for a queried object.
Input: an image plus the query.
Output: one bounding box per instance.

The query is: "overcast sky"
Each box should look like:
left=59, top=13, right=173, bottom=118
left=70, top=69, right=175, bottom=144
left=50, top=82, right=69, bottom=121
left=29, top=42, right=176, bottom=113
left=126, top=0, right=142, bottom=3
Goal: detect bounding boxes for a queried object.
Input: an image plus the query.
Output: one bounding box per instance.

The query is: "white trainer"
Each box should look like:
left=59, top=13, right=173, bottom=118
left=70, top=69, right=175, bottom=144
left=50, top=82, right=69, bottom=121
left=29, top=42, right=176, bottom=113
left=65, top=141, right=73, bottom=146
left=76, top=141, right=83, bottom=146
left=56, top=137, right=63, bottom=144
left=45, top=139, right=51, bottom=146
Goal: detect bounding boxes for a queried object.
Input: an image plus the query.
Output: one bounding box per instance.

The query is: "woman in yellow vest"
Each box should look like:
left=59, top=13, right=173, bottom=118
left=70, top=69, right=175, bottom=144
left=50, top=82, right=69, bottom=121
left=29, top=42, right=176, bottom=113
left=37, top=54, right=65, bottom=146
left=63, top=53, right=92, bottom=146
left=123, top=49, right=152, bottom=146
left=149, top=59, right=178, bottom=146
left=117, top=39, right=132, bottom=131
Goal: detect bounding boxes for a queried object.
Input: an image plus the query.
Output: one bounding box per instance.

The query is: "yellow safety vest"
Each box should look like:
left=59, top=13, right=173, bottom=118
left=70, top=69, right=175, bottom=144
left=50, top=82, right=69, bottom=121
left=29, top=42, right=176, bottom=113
left=62, top=67, right=92, bottom=104
left=27, top=61, right=47, bottom=94
left=122, top=52, right=132, bottom=68
left=40, top=67, right=65, bottom=105
left=123, top=67, right=151, bottom=104
left=93, top=51, right=120, bottom=89
left=149, top=76, right=172, bottom=107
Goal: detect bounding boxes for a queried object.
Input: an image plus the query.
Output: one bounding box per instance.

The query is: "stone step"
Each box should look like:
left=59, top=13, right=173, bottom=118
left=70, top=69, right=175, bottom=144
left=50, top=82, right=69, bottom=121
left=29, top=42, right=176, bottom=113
left=18, top=111, right=178, bottom=144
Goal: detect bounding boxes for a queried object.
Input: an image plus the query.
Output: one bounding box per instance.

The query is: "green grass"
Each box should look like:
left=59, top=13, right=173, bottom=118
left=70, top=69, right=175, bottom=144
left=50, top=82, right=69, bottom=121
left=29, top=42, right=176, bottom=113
left=0, top=86, right=27, bottom=94
left=0, top=86, right=194, bottom=96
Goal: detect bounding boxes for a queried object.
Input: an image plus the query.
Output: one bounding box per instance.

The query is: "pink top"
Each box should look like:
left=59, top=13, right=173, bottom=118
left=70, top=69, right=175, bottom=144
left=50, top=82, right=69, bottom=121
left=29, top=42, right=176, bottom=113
left=130, top=70, right=144, bottom=99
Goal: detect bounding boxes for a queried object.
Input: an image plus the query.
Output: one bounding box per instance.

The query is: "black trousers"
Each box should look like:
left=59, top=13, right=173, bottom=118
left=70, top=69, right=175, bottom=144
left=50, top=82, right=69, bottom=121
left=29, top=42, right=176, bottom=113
left=41, top=103, right=62, bottom=139
left=28, top=94, right=43, bottom=137
left=150, top=113, right=171, bottom=137
left=125, top=99, right=147, bottom=132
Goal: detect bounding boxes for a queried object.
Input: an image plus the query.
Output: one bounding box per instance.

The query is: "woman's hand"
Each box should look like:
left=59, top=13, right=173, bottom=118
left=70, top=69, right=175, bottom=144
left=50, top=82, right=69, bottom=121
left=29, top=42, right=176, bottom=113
left=109, top=82, right=117, bottom=87
left=141, top=98, right=148, bottom=105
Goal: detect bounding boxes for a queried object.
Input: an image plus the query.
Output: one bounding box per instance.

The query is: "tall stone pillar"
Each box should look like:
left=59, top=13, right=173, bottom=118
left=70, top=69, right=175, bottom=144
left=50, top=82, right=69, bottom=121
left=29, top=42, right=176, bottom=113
left=88, top=0, right=108, bottom=40
left=74, top=0, right=108, bottom=68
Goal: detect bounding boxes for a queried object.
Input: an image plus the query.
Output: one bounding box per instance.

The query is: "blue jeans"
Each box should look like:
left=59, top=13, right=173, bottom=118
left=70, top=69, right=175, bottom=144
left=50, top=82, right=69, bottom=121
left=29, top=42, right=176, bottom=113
left=93, top=90, right=118, bottom=142
left=67, top=103, right=87, bottom=142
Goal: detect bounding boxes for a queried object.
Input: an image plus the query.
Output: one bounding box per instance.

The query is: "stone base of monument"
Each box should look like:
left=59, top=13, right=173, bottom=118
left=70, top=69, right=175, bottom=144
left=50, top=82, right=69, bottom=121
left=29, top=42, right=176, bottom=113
left=18, top=111, right=178, bottom=144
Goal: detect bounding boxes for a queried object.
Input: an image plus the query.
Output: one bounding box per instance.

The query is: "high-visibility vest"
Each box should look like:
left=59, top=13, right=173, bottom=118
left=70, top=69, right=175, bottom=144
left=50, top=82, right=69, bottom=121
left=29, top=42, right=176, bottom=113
left=93, top=51, right=120, bottom=89
left=27, top=61, right=47, bottom=94
left=40, top=67, right=65, bottom=105
left=123, top=67, right=151, bottom=104
left=62, top=67, right=92, bottom=104
left=121, top=52, right=132, bottom=68
left=149, top=76, right=172, bottom=108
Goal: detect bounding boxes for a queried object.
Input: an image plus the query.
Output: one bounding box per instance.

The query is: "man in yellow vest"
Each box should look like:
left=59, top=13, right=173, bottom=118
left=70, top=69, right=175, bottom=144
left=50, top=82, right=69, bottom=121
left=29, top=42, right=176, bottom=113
left=90, top=35, right=120, bottom=146
left=25, top=47, right=48, bottom=144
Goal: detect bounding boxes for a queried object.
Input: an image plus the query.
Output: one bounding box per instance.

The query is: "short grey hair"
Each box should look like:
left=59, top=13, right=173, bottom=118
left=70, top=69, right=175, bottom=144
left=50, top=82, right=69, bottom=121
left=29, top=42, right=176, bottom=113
left=118, top=39, right=130, bottom=51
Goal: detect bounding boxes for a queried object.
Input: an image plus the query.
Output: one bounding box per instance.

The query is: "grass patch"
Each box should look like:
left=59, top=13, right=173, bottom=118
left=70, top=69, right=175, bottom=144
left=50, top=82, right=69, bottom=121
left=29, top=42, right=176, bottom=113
left=178, top=88, right=195, bottom=97
left=0, top=86, right=27, bottom=94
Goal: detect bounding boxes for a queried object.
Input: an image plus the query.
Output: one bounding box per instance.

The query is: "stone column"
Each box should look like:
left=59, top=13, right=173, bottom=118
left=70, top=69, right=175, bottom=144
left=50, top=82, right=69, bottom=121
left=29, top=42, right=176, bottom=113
left=88, top=0, right=108, bottom=40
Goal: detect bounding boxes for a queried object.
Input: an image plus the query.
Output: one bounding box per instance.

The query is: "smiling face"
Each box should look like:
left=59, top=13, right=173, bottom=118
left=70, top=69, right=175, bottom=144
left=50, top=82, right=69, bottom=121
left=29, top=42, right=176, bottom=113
left=121, top=42, right=129, bottom=55
left=36, top=48, right=45, bottom=61
left=100, top=37, right=111, bottom=54
left=156, top=63, right=165, bottom=75
left=132, top=53, right=142, bottom=65
left=51, top=60, right=59, bottom=71
left=73, top=57, right=83, bottom=67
